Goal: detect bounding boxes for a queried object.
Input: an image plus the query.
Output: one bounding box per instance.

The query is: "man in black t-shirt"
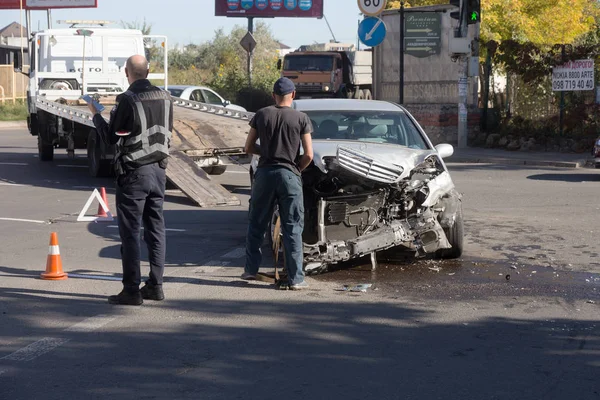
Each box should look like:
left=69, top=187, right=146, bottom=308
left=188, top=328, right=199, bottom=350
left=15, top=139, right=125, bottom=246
left=242, top=77, right=314, bottom=289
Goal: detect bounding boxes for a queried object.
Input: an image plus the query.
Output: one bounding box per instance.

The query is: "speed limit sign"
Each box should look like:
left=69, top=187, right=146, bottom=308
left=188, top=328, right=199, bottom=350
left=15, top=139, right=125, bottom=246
left=357, top=0, right=387, bottom=16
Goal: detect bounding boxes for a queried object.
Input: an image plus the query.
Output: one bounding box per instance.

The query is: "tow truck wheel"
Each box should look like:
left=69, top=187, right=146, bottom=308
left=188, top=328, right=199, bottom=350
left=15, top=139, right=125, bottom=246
left=87, top=129, right=113, bottom=178
left=37, top=134, right=54, bottom=161
left=202, top=165, right=227, bottom=175
left=37, top=111, right=54, bottom=161
left=436, top=204, right=464, bottom=259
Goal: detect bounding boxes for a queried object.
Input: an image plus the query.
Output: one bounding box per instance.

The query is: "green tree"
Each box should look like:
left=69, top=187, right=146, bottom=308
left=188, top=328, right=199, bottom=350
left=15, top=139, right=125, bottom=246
left=195, top=21, right=281, bottom=99
left=119, top=18, right=164, bottom=68
left=386, top=0, right=599, bottom=45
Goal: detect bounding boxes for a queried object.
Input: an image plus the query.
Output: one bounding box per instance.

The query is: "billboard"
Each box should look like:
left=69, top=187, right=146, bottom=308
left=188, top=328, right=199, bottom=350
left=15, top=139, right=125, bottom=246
left=215, top=0, right=323, bottom=18
left=0, top=0, right=97, bottom=9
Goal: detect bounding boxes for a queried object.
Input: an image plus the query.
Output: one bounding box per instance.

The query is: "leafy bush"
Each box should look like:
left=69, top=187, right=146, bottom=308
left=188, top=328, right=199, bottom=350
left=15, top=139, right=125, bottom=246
left=0, top=101, right=28, bottom=121
left=167, top=21, right=281, bottom=110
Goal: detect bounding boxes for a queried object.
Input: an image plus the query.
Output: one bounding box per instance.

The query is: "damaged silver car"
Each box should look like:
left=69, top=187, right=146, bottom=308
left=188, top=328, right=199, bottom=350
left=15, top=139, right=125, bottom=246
left=251, top=99, right=463, bottom=274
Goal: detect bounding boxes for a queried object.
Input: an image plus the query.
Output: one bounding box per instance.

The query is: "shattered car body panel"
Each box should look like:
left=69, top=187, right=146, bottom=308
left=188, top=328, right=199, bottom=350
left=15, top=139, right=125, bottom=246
left=250, top=99, right=463, bottom=271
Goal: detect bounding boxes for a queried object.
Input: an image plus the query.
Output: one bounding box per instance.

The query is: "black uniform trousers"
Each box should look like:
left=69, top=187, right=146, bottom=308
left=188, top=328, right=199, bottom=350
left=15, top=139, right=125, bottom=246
left=116, top=162, right=167, bottom=293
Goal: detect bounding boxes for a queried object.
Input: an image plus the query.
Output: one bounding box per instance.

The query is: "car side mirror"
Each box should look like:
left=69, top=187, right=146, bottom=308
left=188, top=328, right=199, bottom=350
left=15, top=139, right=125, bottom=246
left=13, top=51, right=29, bottom=76
left=223, top=100, right=231, bottom=106
left=435, top=143, right=454, bottom=159
left=277, top=59, right=282, bottom=70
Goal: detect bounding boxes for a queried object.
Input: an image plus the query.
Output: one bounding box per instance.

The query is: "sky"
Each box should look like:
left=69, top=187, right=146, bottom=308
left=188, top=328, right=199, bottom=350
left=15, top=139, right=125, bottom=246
left=0, top=0, right=365, bottom=49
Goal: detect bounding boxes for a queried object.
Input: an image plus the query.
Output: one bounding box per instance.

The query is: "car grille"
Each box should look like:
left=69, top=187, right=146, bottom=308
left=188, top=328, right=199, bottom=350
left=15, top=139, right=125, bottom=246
left=336, top=146, right=404, bottom=184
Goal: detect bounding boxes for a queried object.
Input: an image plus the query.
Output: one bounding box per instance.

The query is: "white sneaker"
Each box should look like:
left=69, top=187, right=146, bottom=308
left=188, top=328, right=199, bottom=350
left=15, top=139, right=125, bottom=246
left=289, top=281, right=309, bottom=290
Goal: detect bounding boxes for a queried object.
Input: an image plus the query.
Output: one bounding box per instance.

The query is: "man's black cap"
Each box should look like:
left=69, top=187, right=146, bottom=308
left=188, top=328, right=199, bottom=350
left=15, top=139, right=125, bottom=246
left=273, top=77, right=295, bottom=96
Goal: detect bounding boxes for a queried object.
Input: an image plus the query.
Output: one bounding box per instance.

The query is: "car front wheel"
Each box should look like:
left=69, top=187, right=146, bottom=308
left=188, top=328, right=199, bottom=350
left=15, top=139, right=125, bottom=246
left=437, top=204, right=464, bottom=259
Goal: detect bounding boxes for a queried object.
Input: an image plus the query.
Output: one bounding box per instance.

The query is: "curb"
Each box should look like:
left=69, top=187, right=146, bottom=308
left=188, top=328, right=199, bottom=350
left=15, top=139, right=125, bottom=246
left=0, top=120, right=27, bottom=129
left=447, top=156, right=587, bottom=169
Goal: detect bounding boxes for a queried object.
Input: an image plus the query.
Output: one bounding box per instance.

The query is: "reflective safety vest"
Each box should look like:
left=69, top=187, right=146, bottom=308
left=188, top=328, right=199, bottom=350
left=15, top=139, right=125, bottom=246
left=116, top=88, right=172, bottom=169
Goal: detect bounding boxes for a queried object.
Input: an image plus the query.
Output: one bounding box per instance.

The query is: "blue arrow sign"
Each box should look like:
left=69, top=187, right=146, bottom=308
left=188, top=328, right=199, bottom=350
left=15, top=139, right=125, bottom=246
left=358, top=17, right=387, bottom=47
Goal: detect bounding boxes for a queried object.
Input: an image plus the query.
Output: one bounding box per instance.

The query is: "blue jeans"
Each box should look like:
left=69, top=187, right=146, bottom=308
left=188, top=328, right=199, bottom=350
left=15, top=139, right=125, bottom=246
left=245, top=166, right=305, bottom=285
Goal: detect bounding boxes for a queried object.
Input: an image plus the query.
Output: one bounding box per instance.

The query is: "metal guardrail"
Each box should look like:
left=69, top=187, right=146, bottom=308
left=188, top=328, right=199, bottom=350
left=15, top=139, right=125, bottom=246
left=36, top=96, right=255, bottom=131
left=172, top=98, right=255, bottom=120
left=35, top=98, right=101, bottom=128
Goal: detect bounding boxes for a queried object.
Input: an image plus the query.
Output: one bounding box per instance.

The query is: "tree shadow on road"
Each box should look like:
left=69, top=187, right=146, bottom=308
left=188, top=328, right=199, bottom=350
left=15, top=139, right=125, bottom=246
left=0, top=282, right=598, bottom=400
left=87, top=209, right=249, bottom=268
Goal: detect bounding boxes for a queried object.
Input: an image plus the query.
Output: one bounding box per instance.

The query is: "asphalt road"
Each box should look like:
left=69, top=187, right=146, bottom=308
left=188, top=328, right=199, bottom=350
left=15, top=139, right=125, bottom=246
left=0, top=128, right=598, bottom=400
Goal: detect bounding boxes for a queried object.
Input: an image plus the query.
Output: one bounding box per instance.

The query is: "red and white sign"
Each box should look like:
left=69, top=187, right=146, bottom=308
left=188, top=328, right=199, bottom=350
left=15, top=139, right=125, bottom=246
left=552, top=59, right=595, bottom=92
left=0, top=0, right=97, bottom=9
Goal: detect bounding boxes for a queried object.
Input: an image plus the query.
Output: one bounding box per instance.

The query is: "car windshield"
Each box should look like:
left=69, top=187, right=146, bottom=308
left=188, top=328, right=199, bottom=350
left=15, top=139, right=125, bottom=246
left=284, top=55, right=334, bottom=72
left=303, top=110, right=429, bottom=150
left=166, top=88, right=183, bottom=97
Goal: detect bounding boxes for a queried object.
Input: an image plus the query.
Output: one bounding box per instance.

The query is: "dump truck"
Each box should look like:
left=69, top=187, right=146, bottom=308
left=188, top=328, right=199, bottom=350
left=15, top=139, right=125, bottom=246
left=278, top=49, right=373, bottom=100
left=14, top=20, right=250, bottom=207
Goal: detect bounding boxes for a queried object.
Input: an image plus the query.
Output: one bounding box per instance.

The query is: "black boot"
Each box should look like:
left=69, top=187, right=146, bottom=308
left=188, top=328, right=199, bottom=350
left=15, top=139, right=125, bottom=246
left=108, top=289, right=143, bottom=305
left=140, top=281, right=164, bottom=301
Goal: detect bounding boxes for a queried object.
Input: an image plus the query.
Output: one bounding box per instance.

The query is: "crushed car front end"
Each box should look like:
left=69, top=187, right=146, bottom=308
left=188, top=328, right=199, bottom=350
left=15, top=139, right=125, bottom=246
left=300, top=141, right=462, bottom=272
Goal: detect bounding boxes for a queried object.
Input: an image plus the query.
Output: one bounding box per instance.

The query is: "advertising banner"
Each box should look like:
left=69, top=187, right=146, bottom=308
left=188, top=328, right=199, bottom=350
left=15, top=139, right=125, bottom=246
left=216, top=0, right=323, bottom=18
left=0, top=0, right=97, bottom=9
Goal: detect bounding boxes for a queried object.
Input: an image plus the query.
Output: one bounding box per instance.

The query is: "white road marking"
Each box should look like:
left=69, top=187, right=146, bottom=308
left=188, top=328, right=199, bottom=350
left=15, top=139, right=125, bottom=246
left=0, top=162, right=28, bottom=166
left=221, top=247, right=245, bottom=259
left=57, top=165, right=87, bottom=169
left=107, top=225, right=186, bottom=232
left=0, top=182, right=25, bottom=186
left=1, top=338, right=70, bottom=362
left=66, top=315, right=116, bottom=332
left=68, top=273, right=121, bottom=281
left=0, top=217, right=47, bottom=224
left=224, top=170, right=250, bottom=174
left=72, top=185, right=97, bottom=189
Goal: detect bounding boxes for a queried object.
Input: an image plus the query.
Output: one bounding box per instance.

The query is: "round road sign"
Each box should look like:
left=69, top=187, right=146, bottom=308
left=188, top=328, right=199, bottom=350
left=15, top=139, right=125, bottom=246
left=357, top=0, right=387, bottom=16
left=358, top=16, right=387, bottom=47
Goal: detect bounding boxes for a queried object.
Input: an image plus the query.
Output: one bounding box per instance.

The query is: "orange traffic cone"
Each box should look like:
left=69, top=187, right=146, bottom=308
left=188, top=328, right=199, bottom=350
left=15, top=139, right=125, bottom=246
left=40, top=232, right=67, bottom=280
left=96, top=187, right=110, bottom=217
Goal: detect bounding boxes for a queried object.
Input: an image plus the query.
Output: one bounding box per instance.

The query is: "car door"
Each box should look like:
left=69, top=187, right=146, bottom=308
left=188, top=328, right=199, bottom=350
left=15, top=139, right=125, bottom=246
left=201, top=89, right=225, bottom=106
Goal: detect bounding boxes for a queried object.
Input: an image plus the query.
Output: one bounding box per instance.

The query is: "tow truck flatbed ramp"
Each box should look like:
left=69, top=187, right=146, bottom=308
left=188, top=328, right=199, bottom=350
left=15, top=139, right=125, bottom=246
left=167, top=151, right=240, bottom=207
left=171, top=104, right=251, bottom=150
left=35, top=97, right=253, bottom=208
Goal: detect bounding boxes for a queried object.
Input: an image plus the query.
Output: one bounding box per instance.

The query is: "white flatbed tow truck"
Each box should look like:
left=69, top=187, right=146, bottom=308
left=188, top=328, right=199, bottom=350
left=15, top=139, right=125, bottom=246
left=15, top=20, right=253, bottom=207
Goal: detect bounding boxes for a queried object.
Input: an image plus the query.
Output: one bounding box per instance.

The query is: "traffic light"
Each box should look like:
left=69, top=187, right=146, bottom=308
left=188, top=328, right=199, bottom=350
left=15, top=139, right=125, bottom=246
left=466, top=0, right=480, bottom=24
left=449, top=0, right=460, bottom=20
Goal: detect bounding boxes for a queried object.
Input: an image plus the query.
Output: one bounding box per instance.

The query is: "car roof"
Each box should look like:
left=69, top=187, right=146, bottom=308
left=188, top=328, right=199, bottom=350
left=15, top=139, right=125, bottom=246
left=293, top=99, right=405, bottom=112
left=162, top=85, right=213, bottom=91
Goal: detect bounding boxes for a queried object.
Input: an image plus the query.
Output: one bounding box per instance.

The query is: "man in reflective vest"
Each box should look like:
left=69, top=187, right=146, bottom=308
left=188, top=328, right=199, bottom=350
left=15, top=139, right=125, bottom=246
left=88, top=54, right=173, bottom=306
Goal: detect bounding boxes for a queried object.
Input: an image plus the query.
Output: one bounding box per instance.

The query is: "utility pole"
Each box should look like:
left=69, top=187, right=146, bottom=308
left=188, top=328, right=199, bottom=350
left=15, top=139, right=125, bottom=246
left=457, top=0, right=468, bottom=149
left=399, top=1, right=405, bottom=105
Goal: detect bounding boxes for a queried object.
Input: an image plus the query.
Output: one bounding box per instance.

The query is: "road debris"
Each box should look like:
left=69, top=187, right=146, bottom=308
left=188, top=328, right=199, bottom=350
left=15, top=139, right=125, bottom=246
left=428, top=266, right=441, bottom=272
left=587, top=300, right=596, bottom=304
left=337, top=284, right=373, bottom=293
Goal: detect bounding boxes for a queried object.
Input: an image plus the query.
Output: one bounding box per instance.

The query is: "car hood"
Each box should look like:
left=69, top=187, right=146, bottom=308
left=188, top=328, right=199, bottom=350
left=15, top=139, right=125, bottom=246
left=312, top=140, right=440, bottom=180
